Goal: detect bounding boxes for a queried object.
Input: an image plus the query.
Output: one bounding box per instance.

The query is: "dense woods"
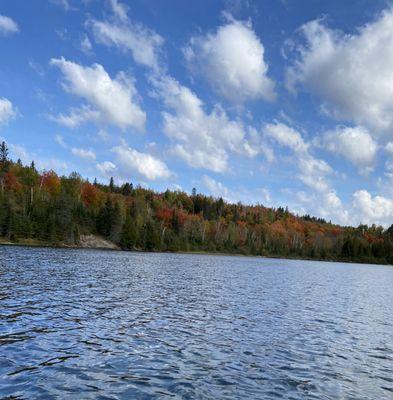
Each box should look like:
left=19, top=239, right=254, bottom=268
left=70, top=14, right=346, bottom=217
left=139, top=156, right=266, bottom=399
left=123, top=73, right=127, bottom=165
left=0, top=141, right=392, bottom=264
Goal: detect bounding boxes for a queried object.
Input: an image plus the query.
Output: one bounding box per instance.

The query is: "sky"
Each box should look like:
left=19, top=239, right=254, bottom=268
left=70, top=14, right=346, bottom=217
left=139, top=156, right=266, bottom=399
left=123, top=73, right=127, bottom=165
left=1, top=0, right=393, bottom=228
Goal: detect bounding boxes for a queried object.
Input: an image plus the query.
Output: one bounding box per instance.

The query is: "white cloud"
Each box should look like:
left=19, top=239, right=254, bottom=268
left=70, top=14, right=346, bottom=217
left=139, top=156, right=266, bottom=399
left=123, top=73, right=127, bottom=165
left=151, top=75, right=266, bottom=173
left=49, top=106, right=100, bottom=129
left=54, top=133, right=96, bottom=162
left=96, top=160, right=117, bottom=177
left=0, top=15, right=19, bottom=36
left=108, top=0, right=128, bottom=22
left=264, top=121, right=332, bottom=193
left=287, top=9, right=393, bottom=135
left=322, top=126, right=378, bottom=175
left=385, top=142, right=393, bottom=156
left=7, top=142, right=68, bottom=173
left=320, top=191, right=349, bottom=223
left=80, top=34, right=92, bottom=54
left=202, top=175, right=230, bottom=199
left=50, top=57, right=146, bottom=131
left=50, top=0, right=73, bottom=11
left=112, top=145, right=171, bottom=180
left=264, top=121, right=308, bottom=153
left=8, top=143, right=29, bottom=162
left=55, top=134, right=67, bottom=148
left=293, top=189, right=350, bottom=225
left=0, top=97, right=16, bottom=124
left=71, top=147, right=96, bottom=161
left=29, top=60, right=45, bottom=77
left=185, top=16, right=275, bottom=103
left=201, top=174, right=273, bottom=205
left=89, top=9, right=164, bottom=71
left=352, top=190, right=393, bottom=227
left=298, top=156, right=332, bottom=193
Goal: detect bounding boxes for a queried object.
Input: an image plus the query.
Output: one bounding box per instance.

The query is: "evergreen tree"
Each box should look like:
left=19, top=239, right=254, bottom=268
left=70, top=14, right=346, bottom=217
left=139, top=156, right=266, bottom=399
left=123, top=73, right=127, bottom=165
left=109, top=177, right=115, bottom=193
left=0, top=139, right=392, bottom=265
left=121, top=182, right=133, bottom=196
left=0, top=141, right=9, bottom=170
left=143, top=220, right=161, bottom=251
left=120, top=211, right=138, bottom=249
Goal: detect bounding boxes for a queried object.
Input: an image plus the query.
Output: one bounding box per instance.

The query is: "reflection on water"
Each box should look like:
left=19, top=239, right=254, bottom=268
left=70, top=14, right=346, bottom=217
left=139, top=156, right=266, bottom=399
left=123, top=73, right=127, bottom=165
left=0, top=245, right=393, bottom=399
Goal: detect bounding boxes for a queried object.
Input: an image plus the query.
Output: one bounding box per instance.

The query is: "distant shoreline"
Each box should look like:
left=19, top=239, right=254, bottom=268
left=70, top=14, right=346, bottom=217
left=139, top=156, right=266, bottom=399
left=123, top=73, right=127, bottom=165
left=1, top=237, right=390, bottom=266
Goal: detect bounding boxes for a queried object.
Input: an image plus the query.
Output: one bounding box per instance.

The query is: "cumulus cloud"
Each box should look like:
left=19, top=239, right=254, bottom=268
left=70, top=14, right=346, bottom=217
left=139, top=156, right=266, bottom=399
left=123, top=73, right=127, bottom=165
left=112, top=145, right=171, bottom=180
left=293, top=188, right=393, bottom=228
left=352, top=190, right=393, bottom=227
left=385, top=142, right=393, bottom=156
left=49, top=106, right=100, bottom=129
left=151, top=75, right=267, bottom=173
left=287, top=9, right=393, bottom=135
left=292, top=189, right=350, bottom=225
left=321, top=126, right=378, bottom=175
left=50, top=57, right=146, bottom=131
left=89, top=1, right=164, bottom=71
left=184, top=16, right=275, bottom=103
left=0, top=97, right=16, bottom=124
left=263, top=121, right=331, bottom=193
left=202, top=175, right=230, bottom=199
left=202, top=174, right=272, bottom=205
left=264, top=121, right=308, bottom=153
left=96, top=160, right=117, bottom=177
left=297, top=156, right=332, bottom=193
left=71, top=147, right=96, bottom=161
left=0, top=15, right=19, bottom=36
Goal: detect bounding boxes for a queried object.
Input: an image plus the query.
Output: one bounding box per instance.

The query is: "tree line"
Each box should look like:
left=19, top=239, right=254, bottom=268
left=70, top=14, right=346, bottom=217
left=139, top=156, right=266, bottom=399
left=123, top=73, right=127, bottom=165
left=0, top=141, right=392, bottom=264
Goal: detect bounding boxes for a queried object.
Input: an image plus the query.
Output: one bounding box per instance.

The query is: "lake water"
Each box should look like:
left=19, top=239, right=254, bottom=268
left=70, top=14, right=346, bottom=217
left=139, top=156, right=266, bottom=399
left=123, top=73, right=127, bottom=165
left=1, top=246, right=393, bottom=399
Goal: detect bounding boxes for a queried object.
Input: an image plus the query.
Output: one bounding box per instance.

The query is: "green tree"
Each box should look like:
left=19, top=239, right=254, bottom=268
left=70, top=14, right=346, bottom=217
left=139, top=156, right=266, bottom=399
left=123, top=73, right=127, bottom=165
left=120, top=211, right=138, bottom=249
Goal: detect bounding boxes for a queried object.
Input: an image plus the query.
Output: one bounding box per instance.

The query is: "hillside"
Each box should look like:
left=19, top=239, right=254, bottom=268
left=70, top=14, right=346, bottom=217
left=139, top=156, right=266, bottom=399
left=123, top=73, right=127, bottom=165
left=0, top=141, right=392, bottom=264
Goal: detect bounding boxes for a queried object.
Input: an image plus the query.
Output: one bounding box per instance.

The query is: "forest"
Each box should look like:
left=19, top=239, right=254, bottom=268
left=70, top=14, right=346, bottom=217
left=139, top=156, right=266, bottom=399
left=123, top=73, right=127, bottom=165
left=0, top=141, right=392, bottom=264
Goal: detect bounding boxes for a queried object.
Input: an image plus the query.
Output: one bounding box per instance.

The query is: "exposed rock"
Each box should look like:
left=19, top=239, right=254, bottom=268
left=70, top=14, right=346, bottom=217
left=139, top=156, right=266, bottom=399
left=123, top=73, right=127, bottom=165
left=78, top=235, right=119, bottom=250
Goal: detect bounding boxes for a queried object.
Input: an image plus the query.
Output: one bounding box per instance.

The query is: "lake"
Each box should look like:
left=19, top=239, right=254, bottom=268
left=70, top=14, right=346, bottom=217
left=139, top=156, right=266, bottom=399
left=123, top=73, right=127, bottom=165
left=0, top=246, right=392, bottom=399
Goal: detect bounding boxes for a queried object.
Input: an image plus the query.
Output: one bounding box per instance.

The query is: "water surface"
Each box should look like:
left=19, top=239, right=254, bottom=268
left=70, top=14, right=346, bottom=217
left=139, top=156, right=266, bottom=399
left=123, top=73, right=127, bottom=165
left=1, top=246, right=393, bottom=399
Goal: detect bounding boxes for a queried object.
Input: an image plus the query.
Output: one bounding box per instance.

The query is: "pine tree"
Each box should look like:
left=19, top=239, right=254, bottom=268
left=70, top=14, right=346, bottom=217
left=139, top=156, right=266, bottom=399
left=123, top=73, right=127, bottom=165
left=121, top=182, right=133, bottom=196
left=120, top=212, right=138, bottom=249
left=109, top=202, right=123, bottom=243
left=0, top=141, right=9, bottom=170
left=109, top=177, right=115, bottom=193
left=143, top=220, right=161, bottom=251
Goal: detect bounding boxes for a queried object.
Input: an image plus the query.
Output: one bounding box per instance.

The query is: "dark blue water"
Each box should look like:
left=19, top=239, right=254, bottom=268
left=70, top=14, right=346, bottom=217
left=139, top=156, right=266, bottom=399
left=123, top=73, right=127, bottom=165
left=1, top=246, right=393, bottom=399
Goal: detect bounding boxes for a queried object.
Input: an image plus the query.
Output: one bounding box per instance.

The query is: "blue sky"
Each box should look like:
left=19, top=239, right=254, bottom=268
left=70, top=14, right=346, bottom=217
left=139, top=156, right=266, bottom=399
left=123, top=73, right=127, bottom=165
left=1, top=0, right=393, bottom=227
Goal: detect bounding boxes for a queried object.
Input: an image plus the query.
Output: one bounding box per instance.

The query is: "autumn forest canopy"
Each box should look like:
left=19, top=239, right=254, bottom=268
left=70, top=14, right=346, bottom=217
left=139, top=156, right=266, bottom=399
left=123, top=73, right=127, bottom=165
left=0, top=141, right=392, bottom=264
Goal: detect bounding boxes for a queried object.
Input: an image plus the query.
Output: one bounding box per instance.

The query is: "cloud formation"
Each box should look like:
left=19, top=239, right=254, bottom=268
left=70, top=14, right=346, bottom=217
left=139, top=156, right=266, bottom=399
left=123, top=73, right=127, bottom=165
left=89, top=1, right=164, bottom=71
left=50, top=57, right=146, bottom=131
left=321, top=126, right=378, bottom=175
left=184, top=16, right=275, bottom=103
left=151, top=75, right=265, bottom=172
left=71, top=147, right=96, bottom=161
left=287, top=9, right=393, bottom=135
left=0, top=98, right=16, bottom=124
left=0, top=15, right=19, bottom=36
left=264, top=121, right=331, bottom=192
left=112, top=145, right=171, bottom=180
left=352, top=190, right=393, bottom=227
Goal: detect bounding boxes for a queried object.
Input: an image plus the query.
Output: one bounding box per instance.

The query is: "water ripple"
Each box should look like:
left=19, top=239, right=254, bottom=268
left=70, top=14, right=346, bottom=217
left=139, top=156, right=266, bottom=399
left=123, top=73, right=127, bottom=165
left=1, top=246, right=393, bottom=399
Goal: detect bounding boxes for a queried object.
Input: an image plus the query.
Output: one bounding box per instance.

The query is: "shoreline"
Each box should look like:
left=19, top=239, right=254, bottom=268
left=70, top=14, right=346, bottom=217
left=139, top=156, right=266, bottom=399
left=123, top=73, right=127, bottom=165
left=0, top=237, right=391, bottom=266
